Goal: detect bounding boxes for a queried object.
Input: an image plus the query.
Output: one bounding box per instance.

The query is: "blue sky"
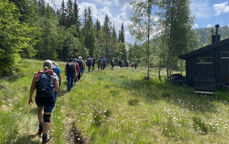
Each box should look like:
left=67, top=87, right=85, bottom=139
left=47, top=0, right=229, bottom=43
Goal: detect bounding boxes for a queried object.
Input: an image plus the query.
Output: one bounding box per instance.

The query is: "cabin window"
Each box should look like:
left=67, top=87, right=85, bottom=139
left=221, top=51, right=229, bottom=59
left=197, top=57, right=212, bottom=64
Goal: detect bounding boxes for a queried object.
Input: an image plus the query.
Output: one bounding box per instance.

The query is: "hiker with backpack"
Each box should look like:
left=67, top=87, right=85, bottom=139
left=77, top=56, right=84, bottom=80
left=29, top=60, right=59, bottom=143
left=97, top=57, right=101, bottom=71
left=65, top=58, right=77, bottom=91
left=86, top=57, right=92, bottom=72
left=82, top=57, right=86, bottom=73
left=110, top=58, right=115, bottom=70
left=52, top=61, right=61, bottom=92
left=92, top=57, right=96, bottom=71
left=73, top=58, right=80, bottom=84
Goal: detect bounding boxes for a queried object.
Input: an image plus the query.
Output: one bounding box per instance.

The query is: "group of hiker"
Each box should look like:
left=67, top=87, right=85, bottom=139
left=28, top=56, right=138, bottom=143
left=28, top=56, right=86, bottom=143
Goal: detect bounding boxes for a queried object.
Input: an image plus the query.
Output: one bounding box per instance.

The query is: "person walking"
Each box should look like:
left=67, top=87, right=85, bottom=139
left=110, top=58, right=115, bottom=70
left=29, top=60, right=59, bottom=144
left=52, top=61, right=61, bottom=92
left=77, top=56, right=83, bottom=80
left=82, top=58, right=86, bottom=73
left=92, top=57, right=96, bottom=71
left=65, top=58, right=76, bottom=91
left=86, top=57, right=92, bottom=72
left=73, top=58, right=80, bottom=84
left=97, top=57, right=101, bottom=71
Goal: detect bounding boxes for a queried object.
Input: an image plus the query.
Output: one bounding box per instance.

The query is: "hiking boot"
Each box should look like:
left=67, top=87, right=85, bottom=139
left=42, top=133, right=50, bottom=144
left=37, top=122, right=43, bottom=137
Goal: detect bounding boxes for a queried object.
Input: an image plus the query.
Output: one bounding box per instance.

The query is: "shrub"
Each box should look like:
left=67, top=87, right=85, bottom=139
left=192, top=117, right=208, bottom=134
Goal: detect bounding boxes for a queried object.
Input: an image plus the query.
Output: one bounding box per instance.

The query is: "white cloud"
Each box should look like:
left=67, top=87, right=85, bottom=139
left=192, top=23, right=199, bottom=29
left=206, top=24, right=213, bottom=28
left=214, top=2, right=229, bottom=16
left=46, top=0, right=133, bottom=43
left=78, top=1, right=133, bottom=43
left=91, top=0, right=112, bottom=7
left=190, top=0, right=212, bottom=18
left=228, top=24, right=229, bottom=28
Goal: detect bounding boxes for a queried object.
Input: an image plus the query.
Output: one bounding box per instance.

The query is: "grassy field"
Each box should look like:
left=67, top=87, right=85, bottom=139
left=1, top=59, right=229, bottom=144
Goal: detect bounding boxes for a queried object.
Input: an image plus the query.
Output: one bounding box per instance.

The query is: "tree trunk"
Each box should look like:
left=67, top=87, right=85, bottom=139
left=146, top=1, right=150, bottom=81
left=158, top=53, right=162, bottom=80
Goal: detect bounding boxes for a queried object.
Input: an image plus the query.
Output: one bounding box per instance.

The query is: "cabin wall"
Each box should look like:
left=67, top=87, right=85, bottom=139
left=219, top=44, right=229, bottom=84
left=186, top=49, right=216, bottom=85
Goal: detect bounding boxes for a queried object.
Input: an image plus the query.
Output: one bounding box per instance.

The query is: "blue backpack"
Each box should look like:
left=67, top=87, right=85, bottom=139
left=36, top=72, right=54, bottom=98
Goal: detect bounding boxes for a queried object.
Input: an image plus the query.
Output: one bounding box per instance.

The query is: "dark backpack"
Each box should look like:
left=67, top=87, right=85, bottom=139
left=77, top=60, right=83, bottom=70
left=36, top=72, right=53, bottom=98
left=66, top=62, right=75, bottom=74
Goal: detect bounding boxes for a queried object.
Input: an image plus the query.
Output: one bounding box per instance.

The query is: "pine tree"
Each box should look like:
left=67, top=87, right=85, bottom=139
left=60, top=0, right=66, bottom=26
left=103, top=15, right=111, bottom=59
left=119, top=23, right=125, bottom=43
left=66, top=0, right=74, bottom=28
left=73, top=0, right=80, bottom=37
left=87, top=7, right=93, bottom=29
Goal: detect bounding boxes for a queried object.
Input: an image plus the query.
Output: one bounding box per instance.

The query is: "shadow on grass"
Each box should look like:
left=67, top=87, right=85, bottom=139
left=8, top=134, right=40, bottom=144
left=58, top=90, right=68, bottom=97
left=30, top=108, right=38, bottom=115
left=119, top=77, right=218, bottom=113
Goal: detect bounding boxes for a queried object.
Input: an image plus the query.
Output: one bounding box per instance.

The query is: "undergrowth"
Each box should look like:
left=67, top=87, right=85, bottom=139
left=1, top=59, right=229, bottom=144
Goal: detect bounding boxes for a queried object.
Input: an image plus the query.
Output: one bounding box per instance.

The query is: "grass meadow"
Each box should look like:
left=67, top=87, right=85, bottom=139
left=1, top=59, right=229, bottom=144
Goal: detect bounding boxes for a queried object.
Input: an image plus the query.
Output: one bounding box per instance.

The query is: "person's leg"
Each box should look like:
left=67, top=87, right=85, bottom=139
left=67, top=74, right=71, bottom=91
left=78, top=72, right=81, bottom=80
left=37, top=106, right=44, bottom=136
left=42, top=104, right=54, bottom=143
left=70, top=74, right=74, bottom=88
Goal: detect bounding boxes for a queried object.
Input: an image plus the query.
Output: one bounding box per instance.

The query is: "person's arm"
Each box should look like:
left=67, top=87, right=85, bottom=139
left=54, top=79, right=59, bottom=92
left=29, top=77, right=36, bottom=105
left=58, top=74, right=61, bottom=85
left=65, top=64, right=67, bottom=76
left=74, top=64, right=77, bottom=76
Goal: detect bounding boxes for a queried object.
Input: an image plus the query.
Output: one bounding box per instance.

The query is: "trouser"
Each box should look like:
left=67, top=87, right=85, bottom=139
left=88, top=66, right=91, bottom=72
left=67, top=73, right=75, bottom=91
left=92, top=65, right=94, bottom=71
left=78, top=72, right=81, bottom=80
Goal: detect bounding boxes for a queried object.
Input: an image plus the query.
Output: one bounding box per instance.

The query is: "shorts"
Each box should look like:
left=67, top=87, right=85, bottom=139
left=37, top=104, right=55, bottom=113
left=35, top=95, right=56, bottom=113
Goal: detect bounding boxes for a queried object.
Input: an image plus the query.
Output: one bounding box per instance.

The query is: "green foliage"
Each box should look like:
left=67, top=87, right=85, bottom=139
left=195, top=26, right=229, bottom=49
left=0, top=112, right=18, bottom=143
left=0, top=0, right=34, bottom=75
left=128, top=98, right=139, bottom=106
left=192, top=117, right=208, bottom=134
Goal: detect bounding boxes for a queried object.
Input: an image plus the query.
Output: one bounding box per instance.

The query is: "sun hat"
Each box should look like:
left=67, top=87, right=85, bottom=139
left=43, top=60, right=53, bottom=69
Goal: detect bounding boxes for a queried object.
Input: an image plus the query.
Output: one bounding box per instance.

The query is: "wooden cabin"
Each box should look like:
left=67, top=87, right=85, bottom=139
left=180, top=25, right=229, bottom=91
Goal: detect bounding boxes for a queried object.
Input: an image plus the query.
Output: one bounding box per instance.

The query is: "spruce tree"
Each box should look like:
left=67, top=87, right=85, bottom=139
left=73, top=0, right=80, bottom=37
left=119, top=23, right=125, bottom=43
left=103, top=15, right=111, bottom=59
left=66, top=0, right=73, bottom=28
left=60, top=0, right=66, bottom=26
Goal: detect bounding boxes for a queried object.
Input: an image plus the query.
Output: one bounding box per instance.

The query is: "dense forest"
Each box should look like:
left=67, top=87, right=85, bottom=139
left=0, top=0, right=126, bottom=75
left=1, top=0, right=229, bottom=79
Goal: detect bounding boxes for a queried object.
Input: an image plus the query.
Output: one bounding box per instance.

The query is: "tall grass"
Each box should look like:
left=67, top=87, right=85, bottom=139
left=1, top=59, right=229, bottom=143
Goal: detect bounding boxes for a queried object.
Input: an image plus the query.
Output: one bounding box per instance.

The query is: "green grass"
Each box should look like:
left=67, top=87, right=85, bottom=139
left=1, top=59, right=229, bottom=143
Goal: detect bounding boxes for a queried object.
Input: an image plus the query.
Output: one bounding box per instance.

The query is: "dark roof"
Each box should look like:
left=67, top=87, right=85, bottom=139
left=180, top=38, right=229, bottom=59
